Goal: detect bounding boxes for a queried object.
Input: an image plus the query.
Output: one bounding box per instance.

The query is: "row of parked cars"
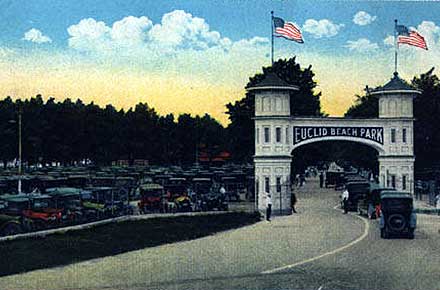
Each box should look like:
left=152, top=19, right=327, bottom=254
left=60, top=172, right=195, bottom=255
left=0, top=164, right=254, bottom=237
left=340, top=174, right=416, bottom=239
left=0, top=187, right=133, bottom=236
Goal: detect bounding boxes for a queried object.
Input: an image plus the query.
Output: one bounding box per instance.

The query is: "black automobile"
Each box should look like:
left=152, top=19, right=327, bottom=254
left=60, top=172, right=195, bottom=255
left=379, top=191, right=416, bottom=239
left=200, top=192, right=228, bottom=211
left=343, top=181, right=370, bottom=212
left=358, top=186, right=394, bottom=219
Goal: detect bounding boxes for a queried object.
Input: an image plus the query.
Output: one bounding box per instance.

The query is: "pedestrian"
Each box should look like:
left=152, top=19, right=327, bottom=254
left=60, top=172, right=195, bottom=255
left=319, top=172, right=324, bottom=188
left=291, top=192, right=297, bottom=213
left=300, top=173, right=306, bottom=187
left=266, top=193, right=272, bottom=221
left=342, top=188, right=349, bottom=214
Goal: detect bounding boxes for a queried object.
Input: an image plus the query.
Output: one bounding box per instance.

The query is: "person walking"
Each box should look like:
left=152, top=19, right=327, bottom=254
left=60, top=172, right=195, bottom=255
left=319, top=172, right=324, bottom=188
left=342, top=188, right=349, bottom=214
left=266, top=193, right=272, bottom=221
left=291, top=192, right=297, bottom=213
left=300, top=173, right=306, bottom=187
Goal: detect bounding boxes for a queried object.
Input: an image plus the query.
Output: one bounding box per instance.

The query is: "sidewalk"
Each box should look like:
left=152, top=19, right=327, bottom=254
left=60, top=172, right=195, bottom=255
left=414, top=199, right=440, bottom=215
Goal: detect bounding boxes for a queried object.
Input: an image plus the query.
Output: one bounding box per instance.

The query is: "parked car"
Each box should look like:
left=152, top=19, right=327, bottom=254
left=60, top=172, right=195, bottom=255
left=137, top=183, right=164, bottom=213
left=358, top=186, right=393, bottom=219
left=379, top=191, right=416, bottom=239
left=45, top=187, right=85, bottom=224
left=0, top=194, right=63, bottom=231
left=0, top=201, right=23, bottom=236
left=342, top=181, right=370, bottom=212
left=200, top=191, right=228, bottom=211
left=326, top=171, right=345, bottom=189
left=83, top=187, right=130, bottom=219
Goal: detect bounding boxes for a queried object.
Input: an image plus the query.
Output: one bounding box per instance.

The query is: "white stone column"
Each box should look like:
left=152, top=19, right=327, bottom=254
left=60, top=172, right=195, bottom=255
left=254, top=157, right=292, bottom=215
left=378, top=156, right=415, bottom=193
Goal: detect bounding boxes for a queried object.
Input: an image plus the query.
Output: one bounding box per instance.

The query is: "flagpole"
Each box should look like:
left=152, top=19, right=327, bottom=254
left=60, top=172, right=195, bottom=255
left=394, top=19, right=398, bottom=73
left=271, top=11, right=274, bottom=65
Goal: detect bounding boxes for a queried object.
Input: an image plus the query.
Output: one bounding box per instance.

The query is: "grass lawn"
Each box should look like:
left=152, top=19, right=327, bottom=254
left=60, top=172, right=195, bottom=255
left=0, top=212, right=261, bottom=277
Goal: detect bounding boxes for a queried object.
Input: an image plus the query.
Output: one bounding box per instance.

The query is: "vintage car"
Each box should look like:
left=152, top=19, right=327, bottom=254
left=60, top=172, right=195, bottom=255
left=82, top=187, right=131, bottom=219
left=137, top=183, right=164, bottom=213
left=199, top=191, right=228, bottom=212
left=325, top=171, right=345, bottom=189
left=358, top=186, right=394, bottom=219
left=379, top=191, right=416, bottom=239
left=0, top=194, right=63, bottom=230
left=342, top=181, right=370, bottom=212
left=174, top=194, right=193, bottom=212
left=45, top=187, right=84, bottom=224
left=0, top=201, right=23, bottom=236
left=221, top=176, right=241, bottom=201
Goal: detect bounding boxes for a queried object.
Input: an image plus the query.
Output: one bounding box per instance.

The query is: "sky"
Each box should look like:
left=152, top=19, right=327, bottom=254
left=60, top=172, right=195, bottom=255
left=1, top=0, right=440, bottom=124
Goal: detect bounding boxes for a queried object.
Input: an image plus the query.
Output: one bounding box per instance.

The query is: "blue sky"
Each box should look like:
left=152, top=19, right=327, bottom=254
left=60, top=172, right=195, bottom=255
left=0, top=0, right=439, bottom=123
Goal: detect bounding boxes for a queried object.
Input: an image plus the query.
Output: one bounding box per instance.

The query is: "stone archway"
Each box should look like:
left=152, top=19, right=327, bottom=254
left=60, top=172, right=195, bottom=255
left=250, top=72, right=419, bottom=215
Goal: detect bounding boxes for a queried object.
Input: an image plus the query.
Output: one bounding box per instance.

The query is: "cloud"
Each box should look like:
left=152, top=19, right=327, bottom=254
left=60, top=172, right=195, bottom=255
left=345, top=38, right=379, bottom=53
left=66, top=11, right=266, bottom=56
left=67, top=18, right=110, bottom=51
left=111, top=16, right=152, bottom=44
left=302, top=19, right=344, bottom=38
left=148, top=10, right=229, bottom=51
left=22, top=28, right=52, bottom=43
left=384, top=35, right=395, bottom=47
left=353, top=11, right=377, bottom=26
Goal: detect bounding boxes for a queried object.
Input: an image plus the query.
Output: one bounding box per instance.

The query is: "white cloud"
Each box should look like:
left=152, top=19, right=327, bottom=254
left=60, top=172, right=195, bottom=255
left=345, top=38, right=379, bottom=53
left=148, top=10, right=228, bottom=51
left=111, top=16, right=152, bottom=44
left=302, top=19, right=344, bottom=38
left=67, top=18, right=110, bottom=51
left=384, top=35, right=395, bottom=47
left=353, top=11, right=377, bottom=26
left=23, top=28, right=52, bottom=43
left=66, top=11, right=267, bottom=56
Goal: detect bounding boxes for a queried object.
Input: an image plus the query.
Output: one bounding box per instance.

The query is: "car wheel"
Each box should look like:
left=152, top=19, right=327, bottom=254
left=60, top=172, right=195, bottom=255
left=0, top=223, right=22, bottom=236
left=33, top=220, right=47, bottom=231
left=387, top=214, right=407, bottom=232
left=381, top=227, right=389, bottom=239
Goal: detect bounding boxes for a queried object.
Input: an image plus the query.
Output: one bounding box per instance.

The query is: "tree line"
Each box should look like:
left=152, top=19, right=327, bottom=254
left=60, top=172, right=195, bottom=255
left=0, top=96, right=226, bottom=166
left=2, top=57, right=439, bottom=171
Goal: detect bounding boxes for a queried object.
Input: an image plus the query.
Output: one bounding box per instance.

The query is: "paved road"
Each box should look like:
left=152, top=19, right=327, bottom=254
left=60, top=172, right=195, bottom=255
left=1, top=179, right=438, bottom=290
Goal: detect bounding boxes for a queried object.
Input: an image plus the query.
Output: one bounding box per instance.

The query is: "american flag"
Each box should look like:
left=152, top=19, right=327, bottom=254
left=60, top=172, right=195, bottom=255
left=273, top=17, right=303, bottom=43
left=397, top=25, right=428, bottom=50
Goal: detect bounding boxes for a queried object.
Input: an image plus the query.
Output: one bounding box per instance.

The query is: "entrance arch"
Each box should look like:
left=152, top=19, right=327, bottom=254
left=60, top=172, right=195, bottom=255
left=250, top=72, right=419, bottom=215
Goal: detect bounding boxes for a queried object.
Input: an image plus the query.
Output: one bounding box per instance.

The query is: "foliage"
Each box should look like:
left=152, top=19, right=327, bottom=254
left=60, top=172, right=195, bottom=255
left=345, top=68, right=440, bottom=170
left=411, top=67, right=440, bottom=169
left=0, top=95, right=226, bottom=166
left=225, top=57, right=324, bottom=163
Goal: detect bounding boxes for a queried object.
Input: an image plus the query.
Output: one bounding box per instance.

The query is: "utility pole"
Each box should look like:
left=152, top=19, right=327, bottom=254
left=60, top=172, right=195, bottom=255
left=18, top=107, right=22, bottom=194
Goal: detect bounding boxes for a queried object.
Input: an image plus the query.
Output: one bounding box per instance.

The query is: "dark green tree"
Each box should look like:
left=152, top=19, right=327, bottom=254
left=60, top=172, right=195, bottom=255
left=225, top=57, right=324, bottom=163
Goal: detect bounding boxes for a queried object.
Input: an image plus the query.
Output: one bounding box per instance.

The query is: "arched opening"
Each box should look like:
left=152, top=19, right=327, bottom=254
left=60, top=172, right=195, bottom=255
left=290, top=140, right=380, bottom=180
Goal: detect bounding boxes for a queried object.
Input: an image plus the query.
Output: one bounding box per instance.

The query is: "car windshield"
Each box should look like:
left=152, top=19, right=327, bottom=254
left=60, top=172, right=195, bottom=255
left=382, top=198, right=412, bottom=211
left=62, top=197, right=81, bottom=208
left=8, top=201, right=28, bottom=212
left=144, top=191, right=161, bottom=197
left=33, top=199, right=51, bottom=209
left=347, top=184, right=369, bottom=194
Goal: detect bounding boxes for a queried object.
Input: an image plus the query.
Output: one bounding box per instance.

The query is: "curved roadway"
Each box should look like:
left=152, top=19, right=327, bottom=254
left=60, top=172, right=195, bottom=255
left=0, top=179, right=438, bottom=290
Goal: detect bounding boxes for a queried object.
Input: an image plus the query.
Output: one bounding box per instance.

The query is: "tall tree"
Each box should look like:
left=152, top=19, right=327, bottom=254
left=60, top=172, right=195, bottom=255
left=345, top=68, right=440, bottom=171
left=225, top=57, right=324, bottom=163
